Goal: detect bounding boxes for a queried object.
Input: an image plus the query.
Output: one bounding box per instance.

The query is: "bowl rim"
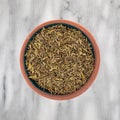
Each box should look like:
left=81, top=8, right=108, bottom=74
left=20, top=20, right=100, bottom=100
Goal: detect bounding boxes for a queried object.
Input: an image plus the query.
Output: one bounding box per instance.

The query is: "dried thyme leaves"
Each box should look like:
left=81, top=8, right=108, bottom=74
left=25, top=24, right=95, bottom=95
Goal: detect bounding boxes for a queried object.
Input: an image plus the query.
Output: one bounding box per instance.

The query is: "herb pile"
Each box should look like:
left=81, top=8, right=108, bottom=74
left=25, top=24, right=95, bottom=95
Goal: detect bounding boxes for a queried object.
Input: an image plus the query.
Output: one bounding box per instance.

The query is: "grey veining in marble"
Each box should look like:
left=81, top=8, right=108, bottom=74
left=0, top=0, right=120, bottom=120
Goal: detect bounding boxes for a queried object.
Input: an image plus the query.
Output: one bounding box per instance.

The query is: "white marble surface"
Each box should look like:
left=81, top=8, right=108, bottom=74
left=0, top=0, right=120, bottom=119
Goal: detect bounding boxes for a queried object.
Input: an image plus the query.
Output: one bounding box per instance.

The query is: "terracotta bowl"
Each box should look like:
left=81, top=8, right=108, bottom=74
left=20, top=20, right=100, bottom=100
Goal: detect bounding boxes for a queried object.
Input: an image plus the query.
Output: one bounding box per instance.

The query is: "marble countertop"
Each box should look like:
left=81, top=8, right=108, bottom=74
left=0, top=0, right=120, bottom=120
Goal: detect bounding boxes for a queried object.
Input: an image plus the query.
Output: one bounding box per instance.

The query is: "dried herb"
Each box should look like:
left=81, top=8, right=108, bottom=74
left=25, top=24, right=95, bottom=95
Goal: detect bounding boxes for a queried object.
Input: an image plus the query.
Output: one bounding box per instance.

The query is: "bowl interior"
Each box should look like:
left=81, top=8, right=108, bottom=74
left=24, top=23, right=95, bottom=95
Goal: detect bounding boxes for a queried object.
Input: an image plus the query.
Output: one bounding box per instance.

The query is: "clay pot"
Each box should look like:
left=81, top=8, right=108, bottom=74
left=20, top=20, right=100, bottom=100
